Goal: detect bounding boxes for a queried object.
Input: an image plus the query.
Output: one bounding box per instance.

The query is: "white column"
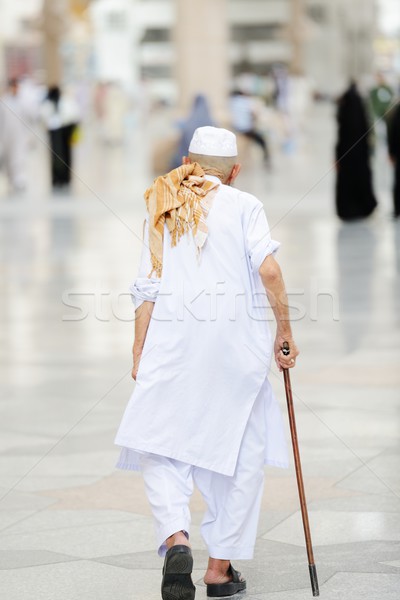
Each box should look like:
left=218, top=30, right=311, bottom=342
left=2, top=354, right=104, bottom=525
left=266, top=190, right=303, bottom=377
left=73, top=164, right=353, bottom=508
left=174, top=0, right=230, bottom=119
left=0, top=35, right=5, bottom=84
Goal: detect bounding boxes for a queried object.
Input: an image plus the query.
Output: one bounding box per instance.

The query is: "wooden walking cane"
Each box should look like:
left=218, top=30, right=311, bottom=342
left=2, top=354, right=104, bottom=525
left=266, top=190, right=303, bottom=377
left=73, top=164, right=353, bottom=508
left=282, top=341, right=319, bottom=596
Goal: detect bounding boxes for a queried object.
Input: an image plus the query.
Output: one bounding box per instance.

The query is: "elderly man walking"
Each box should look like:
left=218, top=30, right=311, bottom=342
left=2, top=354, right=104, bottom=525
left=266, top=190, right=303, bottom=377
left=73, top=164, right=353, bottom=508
left=115, top=126, right=299, bottom=599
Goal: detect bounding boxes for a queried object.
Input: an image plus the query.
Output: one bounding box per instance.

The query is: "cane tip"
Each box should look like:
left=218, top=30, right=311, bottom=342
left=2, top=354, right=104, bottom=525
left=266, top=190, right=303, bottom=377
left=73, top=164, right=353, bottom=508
left=309, top=564, right=319, bottom=597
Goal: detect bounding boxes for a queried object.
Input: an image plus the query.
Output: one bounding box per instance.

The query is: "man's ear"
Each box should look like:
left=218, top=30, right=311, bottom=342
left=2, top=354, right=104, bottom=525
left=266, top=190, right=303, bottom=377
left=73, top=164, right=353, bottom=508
left=182, top=156, right=191, bottom=165
left=227, top=163, right=241, bottom=185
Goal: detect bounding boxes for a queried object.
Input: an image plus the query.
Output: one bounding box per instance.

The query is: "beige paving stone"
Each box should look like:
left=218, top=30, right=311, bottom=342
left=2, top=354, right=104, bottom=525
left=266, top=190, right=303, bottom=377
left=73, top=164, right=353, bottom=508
left=253, top=572, right=400, bottom=599
left=0, top=519, right=155, bottom=559
left=264, top=510, right=400, bottom=547
left=0, top=561, right=139, bottom=600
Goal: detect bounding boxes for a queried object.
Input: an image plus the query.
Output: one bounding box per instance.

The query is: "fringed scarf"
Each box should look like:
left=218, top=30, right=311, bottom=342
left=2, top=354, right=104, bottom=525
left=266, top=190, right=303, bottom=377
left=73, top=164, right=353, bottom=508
left=144, top=163, right=219, bottom=277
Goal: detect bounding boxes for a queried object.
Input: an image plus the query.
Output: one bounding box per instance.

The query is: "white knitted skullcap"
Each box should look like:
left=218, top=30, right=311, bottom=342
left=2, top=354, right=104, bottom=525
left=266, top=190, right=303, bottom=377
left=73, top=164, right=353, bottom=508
left=189, top=126, right=238, bottom=157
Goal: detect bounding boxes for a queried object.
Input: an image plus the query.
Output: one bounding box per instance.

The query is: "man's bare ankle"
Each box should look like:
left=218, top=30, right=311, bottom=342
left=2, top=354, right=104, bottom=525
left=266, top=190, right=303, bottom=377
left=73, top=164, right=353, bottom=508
left=206, top=558, right=230, bottom=574
left=166, top=530, right=189, bottom=549
left=204, top=561, right=231, bottom=585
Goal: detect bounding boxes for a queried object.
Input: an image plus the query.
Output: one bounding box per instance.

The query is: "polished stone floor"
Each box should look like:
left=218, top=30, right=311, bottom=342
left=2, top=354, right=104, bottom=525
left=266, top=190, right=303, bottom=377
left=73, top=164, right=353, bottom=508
left=0, top=104, right=399, bottom=599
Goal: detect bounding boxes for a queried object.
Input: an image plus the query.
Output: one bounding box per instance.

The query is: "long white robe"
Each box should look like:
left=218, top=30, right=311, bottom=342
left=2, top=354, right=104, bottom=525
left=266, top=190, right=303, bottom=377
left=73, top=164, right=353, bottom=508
left=0, top=93, right=29, bottom=189
left=115, top=176, right=288, bottom=476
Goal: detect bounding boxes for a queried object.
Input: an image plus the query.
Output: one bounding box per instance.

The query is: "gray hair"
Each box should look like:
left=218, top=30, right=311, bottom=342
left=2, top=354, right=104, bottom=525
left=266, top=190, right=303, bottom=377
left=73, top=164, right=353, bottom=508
left=188, top=152, right=237, bottom=182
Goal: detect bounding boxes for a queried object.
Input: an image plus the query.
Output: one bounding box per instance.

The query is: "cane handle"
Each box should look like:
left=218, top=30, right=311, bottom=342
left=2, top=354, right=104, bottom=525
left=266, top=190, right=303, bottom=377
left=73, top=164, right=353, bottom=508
left=282, top=341, right=290, bottom=356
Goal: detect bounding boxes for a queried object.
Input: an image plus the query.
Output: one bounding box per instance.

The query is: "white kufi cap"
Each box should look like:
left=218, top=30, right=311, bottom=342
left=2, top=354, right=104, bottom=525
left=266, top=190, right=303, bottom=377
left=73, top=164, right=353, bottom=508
left=189, top=126, right=238, bottom=157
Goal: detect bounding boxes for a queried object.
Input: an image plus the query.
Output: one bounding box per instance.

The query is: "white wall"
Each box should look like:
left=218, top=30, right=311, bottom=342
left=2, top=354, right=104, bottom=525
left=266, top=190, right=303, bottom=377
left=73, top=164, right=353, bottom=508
left=228, top=0, right=290, bottom=25
left=378, top=0, right=400, bottom=36
left=133, top=0, right=175, bottom=28
left=0, top=0, right=42, bottom=39
left=304, top=0, right=376, bottom=96
left=90, top=0, right=140, bottom=87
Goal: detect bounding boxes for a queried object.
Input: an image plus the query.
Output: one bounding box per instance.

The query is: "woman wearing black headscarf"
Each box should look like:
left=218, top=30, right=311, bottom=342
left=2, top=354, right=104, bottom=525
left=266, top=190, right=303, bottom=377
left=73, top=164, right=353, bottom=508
left=335, top=82, right=377, bottom=220
left=388, top=102, right=400, bottom=219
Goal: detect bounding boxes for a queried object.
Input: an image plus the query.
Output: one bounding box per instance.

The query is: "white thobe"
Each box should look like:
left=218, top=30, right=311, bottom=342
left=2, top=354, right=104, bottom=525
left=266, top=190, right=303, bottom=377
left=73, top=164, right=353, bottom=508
left=0, top=93, right=29, bottom=190
left=115, top=176, right=288, bottom=476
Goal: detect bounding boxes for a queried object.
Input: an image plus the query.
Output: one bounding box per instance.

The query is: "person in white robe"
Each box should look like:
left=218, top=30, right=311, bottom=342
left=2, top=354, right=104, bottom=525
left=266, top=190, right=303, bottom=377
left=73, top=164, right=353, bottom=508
left=0, top=79, right=30, bottom=193
left=115, top=126, right=299, bottom=599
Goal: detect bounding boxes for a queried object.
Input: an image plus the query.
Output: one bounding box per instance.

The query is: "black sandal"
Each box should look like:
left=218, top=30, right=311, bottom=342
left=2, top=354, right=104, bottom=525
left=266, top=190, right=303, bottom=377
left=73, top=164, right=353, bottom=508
left=206, top=564, right=246, bottom=598
left=161, top=545, right=196, bottom=600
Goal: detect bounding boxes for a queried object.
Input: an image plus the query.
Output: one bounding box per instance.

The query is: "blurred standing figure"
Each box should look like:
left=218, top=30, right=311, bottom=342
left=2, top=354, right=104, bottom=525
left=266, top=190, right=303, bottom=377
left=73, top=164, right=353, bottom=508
left=93, top=82, right=107, bottom=121
left=41, top=87, right=80, bottom=188
left=102, top=82, right=128, bottom=145
left=172, top=94, right=215, bottom=168
left=369, top=73, right=394, bottom=137
left=272, top=65, right=295, bottom=154
left=335, top=82, right=377, bottom=221
left=272, top=66, right=290, bottom=114
left=0, top=79, right=29, bottom=192
left=230, top=90, right=270, bottom=166
left=388, top=103, right=400, bottom=219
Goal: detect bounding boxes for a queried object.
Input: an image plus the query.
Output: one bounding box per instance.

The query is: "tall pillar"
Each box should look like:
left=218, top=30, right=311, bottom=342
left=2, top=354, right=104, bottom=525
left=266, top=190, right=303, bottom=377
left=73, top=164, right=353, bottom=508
left=42, top=0, right=68, bottom=87
left=340, top=0, right=376, bottom=83
left=289, top=0, right=306, bottom=75
left=174, top=0, right=230, bottom=119
left=0, top=35, right=5, bottom=84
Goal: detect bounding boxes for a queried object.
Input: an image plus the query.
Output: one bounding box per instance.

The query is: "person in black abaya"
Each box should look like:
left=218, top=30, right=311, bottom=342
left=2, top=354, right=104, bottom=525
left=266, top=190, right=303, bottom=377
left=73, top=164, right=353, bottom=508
left=335, top=82, right=377, bottom=220
left=388, top=102, right=400, bottom=219
left=41, top=87, right=80, bottom=188
left=171, top=94, right=215, bottom=169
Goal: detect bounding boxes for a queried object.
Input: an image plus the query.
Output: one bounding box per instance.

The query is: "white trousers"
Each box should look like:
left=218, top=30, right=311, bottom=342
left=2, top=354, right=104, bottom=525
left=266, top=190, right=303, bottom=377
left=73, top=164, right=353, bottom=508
left=140, top=389, right=266, bottom=559
left=3, top=140, right=27, bottom=190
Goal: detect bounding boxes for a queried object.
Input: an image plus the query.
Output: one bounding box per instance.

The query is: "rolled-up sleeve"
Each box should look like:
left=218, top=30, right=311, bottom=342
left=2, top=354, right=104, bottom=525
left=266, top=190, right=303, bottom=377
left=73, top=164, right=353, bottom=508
left=245, top=202, right=280, bottom=272
left=129, top=218, right=161, bottom=309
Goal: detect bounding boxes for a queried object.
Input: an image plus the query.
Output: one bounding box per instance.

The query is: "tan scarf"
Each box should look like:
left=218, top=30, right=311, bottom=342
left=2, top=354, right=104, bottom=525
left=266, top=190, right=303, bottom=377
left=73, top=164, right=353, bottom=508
left=144, top=163, right=219, bottom=277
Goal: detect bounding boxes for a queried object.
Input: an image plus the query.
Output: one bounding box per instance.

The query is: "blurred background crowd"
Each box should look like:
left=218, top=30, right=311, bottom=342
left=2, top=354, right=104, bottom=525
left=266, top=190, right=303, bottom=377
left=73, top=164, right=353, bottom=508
left=0, top=0, right=400, bottom=220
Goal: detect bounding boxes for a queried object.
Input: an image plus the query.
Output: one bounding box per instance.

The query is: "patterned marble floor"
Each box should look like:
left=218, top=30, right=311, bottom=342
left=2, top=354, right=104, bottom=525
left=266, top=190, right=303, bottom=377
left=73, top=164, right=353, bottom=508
left=0, top=104, right=399, bottom=599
